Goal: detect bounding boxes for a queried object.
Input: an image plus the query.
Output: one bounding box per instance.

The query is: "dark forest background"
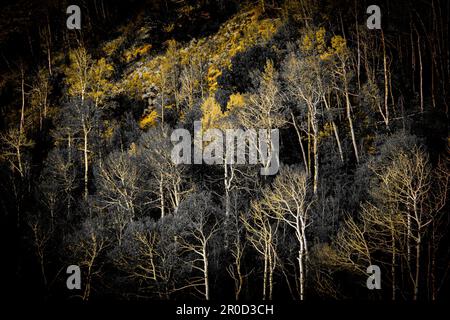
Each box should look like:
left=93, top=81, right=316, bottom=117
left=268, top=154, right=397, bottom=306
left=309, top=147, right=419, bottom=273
left=0, top=0, right=449, bottom=301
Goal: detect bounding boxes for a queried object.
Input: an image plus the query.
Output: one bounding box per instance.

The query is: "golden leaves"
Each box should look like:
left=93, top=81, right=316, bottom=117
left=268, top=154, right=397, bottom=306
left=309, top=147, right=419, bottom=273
left=226, top=93, right=246, bottom=112
left=123, top=44, right=152, bottom=63
left=207, top=65, right=222, bottom=93
left=300, top=27, right=347, bottom=61
left=201, top=96, right=224, bottom=131
left=139, top=110, right=159, bottom=129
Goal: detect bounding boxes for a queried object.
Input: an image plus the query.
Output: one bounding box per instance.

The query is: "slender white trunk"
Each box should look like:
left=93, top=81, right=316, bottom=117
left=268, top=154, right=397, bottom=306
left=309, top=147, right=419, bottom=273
left=83, top=127, right=89, bottom=199
left=203, top=244, right=210, bottom=300
left=160, top=174, right=165, bottom=218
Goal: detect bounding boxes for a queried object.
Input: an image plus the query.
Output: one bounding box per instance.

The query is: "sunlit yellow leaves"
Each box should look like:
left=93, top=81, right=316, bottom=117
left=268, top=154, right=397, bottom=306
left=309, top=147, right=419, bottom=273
left=123, top=44, right=152, bottom=63
left=89, top=58, right=114, bottom=105
left=119, top=8, right=280, bottom=107
left=64, top=47, right=115, bottom=106
left=301, top=27, right=326, bottom=54
left=201, top=96, right=224, bottom=131
left=226, top=93, right=246, bottom=112
left=262, top=60, right=275, bottom=83
left=300, top=27, right=347, bottom=61
left=163, top=23, right=175, bottom=33
left=301, top=33, right=313, bottom=51
left=315, top=27, right=327, bottom=54
left=64, top=47, right=91, bottom=99
left=258, top=19, right=279, bottom=41
left=139, top=110, right=159, bottom=129
left=102, top=36, right=125, bottom=57
left=331, top=35, right=347, bottom=54
left=207, top=65, right=222, bottom=93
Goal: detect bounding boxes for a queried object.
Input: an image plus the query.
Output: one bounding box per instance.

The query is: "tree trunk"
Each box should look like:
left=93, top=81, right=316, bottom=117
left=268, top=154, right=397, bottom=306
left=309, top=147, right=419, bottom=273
left=313, top=132, right=319, bottom=195
left=416, top=28, right=424, bottom=112
left=310, top=106, right=319, bottom=194
left=160, top=174, right=165, bottom=218
left=381, top=30, right=390, bottom=128
left=83, top=127, right=89, bottom=199
left=298, top=244, right=304, bottom=300
left=343, top=72, right=359, bottom=163
left=20, top=68, right=25, bottom=135
left=203, top=244, right=210, bottom=300
left=263, top=244, right=268, bottom=300
left=16, top=146, right=23, bottom=178
left=322, top=97, right=344, bottom=163
left=414, top=234, right=421, bottom=300
left=268, top=245, right=274, bottom=300
left=291, top=112, right=309, bottom=173
left=390, top=220, right=396, bottom=300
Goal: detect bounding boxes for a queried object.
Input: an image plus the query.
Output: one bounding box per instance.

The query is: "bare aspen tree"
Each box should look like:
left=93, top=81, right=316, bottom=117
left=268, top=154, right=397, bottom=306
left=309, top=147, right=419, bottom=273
left=66, top=99, right=100, bottom=199
left=242, top=200, right=278, bottom=300
left=226, top=204, right=252, bottom=301
left=139, top=127, right=188, bottom=217
left=19, top=65, right=26, bottom=135
left=359, top=203, right=404, bottom=300
left=40, top=148, right=78, bottom=217
left=113, top=219, right=159, bottom=296
left=333, top=42, right=360, bottom=163
left=68, top=217, right=109, bottom=301
left=282, top=53, right=323, bottom=193
left=165, top=40, right=182, bottom=112
left=115, top=215, right=187, bottom=299
left=371, top=147, right=436, bottom=300
left=30, top=68, right=51, bottom=131
left=176, top=192, right=220, bottom=300
left=0, top=127, right=34, bottom=178
left=39, top=15, right=53, bottom=75
left=329, top=214, right=373, bottom=275
left=28, top=213, right=53, bottom=287
left=96, top=151, right=142, bottom=244
left=237, top=60, right=286, bottom=176
left=226, top=231, right=246, bottom=300
left=254, top=166, right=313, bottom=300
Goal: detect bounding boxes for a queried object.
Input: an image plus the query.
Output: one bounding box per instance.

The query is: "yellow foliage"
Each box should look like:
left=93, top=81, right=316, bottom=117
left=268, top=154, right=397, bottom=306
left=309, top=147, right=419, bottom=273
left=301, top=32, right=314, bottom=51
left=262, top=60, right=275, bottom=82
left=123, top=44, right=152, bottom=62
left=164, top=23, right=175, bottom=33
left=64, top=47, right=91, bottom=98
left=331, top=35, right=347, bottom=54
left=139, top=110, right=159, bottom=129
left=89, top=58, right=114, bottom=104
left=226, top=93, right=246, bottom=112
left=207, top=65, right=222, bottom=93
left=102, top=36, right=125, bottom=57
left=319, top=51, right=334, bottom=61
left=301, top=27, right=327, bottom=54
left=319, top=36, right=347, bottom=60
left=201, top=96, right=224, bottom=131
left=315, top=27, right=327, bottom=54
left=119, top=8, right=281, bottom=105
left=301, top=28, right=348, bottom=61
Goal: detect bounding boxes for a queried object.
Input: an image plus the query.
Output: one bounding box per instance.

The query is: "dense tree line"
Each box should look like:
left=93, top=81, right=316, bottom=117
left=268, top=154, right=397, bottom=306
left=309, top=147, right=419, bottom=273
left=1, top=0, right=449, bottom=301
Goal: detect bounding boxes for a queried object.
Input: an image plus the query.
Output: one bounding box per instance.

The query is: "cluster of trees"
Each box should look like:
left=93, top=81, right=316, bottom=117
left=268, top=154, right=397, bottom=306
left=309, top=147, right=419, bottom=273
left=0, top=0, right=448, bottom=301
